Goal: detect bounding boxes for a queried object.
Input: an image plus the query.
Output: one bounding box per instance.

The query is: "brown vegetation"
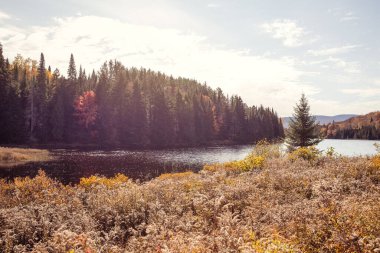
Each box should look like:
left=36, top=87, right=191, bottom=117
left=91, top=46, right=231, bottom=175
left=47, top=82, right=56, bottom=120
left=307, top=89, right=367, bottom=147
left=0, top=147, right=380, bottom=252
left=0, top=147, right=51, bottom=167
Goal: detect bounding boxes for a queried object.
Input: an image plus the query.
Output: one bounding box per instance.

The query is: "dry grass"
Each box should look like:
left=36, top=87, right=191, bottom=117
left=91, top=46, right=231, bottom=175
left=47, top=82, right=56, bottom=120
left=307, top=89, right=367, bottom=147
left=0, top=148, right=380, bottom=252
left=0, top=147, right=51, bottom=167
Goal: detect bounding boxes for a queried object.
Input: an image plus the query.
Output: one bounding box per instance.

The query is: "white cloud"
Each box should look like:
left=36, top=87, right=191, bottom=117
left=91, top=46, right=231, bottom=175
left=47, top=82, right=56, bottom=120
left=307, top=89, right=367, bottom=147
left=261, top=19, right=312, bottom=47
left=328, top=9, right=359, bottom=22
left=309, top=57, right=360, bottom=74
left=0, top=10, right=11, bottom=20
left=309, top=98, right=380, bottom=116
left=340, top=11, right=359, bottom=22
left=341, top=88, right=380, bottom=97
left=307, top=45, right=360, bottom=56
left=328, top=57, right=361, bottom=74
left=207, top=3, right=220, bottom=8
left=0, top=15, right=309, bottom=116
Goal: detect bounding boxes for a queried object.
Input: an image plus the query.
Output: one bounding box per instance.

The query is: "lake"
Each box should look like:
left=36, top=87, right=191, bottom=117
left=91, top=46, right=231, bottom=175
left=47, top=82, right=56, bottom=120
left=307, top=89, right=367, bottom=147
left=0, top=139, right=379, bottom=184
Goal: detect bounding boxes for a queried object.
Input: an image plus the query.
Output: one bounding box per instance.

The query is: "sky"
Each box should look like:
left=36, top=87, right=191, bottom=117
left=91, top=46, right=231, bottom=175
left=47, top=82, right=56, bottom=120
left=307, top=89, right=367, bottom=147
left=0, top=0, right=379, bottom=116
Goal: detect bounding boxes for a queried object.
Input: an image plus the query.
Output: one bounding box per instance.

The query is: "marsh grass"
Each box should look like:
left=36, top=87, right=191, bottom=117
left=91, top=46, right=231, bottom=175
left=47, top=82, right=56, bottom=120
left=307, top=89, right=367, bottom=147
left=0, top=149, right=380, bottom=252
left=0, top=147, right=51, bottom=167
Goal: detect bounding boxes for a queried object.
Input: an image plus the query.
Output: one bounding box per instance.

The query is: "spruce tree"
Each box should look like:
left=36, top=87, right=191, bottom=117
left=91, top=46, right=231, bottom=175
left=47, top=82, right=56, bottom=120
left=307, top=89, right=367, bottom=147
left=67, top=54, right=77, bottom=82
left=35, top=53, right=48, bottom=141
left=286, top=94, right=321, bottom=149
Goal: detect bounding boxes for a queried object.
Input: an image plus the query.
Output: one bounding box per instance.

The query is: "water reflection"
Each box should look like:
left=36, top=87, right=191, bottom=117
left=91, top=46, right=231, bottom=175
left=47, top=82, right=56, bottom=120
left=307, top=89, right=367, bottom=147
left=0, top=145, right=254, bottom=184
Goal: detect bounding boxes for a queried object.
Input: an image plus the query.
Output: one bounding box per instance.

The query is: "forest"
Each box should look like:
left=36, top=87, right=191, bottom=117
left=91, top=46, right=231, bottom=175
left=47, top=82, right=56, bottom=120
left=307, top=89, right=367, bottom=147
left=0, top=44, right=284, bottom=148
left=321, top=111, right=380, bottom=140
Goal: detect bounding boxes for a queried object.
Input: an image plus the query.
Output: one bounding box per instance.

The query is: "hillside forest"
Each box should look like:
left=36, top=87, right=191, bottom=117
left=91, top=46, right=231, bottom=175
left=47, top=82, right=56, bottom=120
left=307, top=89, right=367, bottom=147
left=0, top=44, right=284, bottom=148
left=321, top=111, right=380, bottom=140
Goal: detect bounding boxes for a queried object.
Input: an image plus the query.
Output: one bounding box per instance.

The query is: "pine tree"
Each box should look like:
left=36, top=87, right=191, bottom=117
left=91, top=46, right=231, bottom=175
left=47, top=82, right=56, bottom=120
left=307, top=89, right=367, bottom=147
left=67, top=54, right=77, bottom=82
left=0, top=43, right=8, bottom=142
left=130, top=82, right=147, bottom=146
left=286, top=94, right=321, bottom=149
left=34, top=53, right=48, bottom=141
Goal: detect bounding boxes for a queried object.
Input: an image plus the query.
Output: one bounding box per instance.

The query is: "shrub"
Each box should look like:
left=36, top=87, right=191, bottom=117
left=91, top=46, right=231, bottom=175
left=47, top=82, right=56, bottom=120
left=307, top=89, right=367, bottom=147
left=157, top=171, right=194, bottom=180
left=203, top=155, right=265, bottom=173
left=288, top=146, right=320, bottom=162
left=325, top=146, right=338, bottom=157
left=253, top=139, right=282, bottom=159
left=370, top=154, right=380, bottom=170
left=243, top=231, right=300, bottom=253
left=79, top=173, right=129, bottom=189
left=1, top=156, right=380, bottom=252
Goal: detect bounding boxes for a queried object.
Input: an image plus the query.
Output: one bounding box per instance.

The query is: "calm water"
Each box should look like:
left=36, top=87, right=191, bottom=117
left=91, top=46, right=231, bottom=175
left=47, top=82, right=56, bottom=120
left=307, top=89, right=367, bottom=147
left=316, top=139, right=380, bottom=156
left=0, top=139, right=379, bottom=184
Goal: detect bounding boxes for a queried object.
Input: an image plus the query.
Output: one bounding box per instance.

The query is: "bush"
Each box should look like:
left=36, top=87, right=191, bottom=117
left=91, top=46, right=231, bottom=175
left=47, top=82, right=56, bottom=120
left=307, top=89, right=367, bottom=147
left=203, top=154, right=265, bottom=173
left=1, top=156, right=380, bottom=252
left=157, top=171, right=194, bottom=180
left=288, top=146, right=320, bottom=162
left=79, top=173, right=129, bottom=189
left=252, top=139, right=283, bottom=159
left=370, top=155, right=380, bottom=170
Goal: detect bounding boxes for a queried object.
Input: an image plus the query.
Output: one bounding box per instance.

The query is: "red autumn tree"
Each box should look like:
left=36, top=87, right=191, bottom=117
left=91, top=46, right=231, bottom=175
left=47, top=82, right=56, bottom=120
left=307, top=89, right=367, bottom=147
left=74, top=90, right=97, bottom=130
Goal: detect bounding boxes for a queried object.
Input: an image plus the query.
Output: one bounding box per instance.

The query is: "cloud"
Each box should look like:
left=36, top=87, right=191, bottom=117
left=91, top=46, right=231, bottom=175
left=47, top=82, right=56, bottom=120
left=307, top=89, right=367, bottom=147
left=307, top=45, right=360, bottom=56
left=340, top=11, right=359, bottom=22
left=309, top=98, right=380, bottom=116
left=0, top=15, right=310, bottom=116
left=261, top=19, right=313, bottom=47
left=207, top=3, right=220, bottom=8
left=341, top=88, right=380, bottom=98
left=0, top=10, right=11, bottom=20
left=328, top=9, right=359, bottom=22
left=309, top=57, right=360, bottom=74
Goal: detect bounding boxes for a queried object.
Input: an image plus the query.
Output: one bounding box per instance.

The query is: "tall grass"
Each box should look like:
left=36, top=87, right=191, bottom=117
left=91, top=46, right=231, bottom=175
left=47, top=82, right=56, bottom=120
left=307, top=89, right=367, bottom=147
left=0, top=147, right=379, bottom=252
left=0, top=147, right=51, bottom=166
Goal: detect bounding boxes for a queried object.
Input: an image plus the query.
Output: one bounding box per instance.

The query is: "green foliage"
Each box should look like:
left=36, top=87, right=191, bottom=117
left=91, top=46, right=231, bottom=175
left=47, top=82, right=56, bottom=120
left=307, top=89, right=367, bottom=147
left=286, top=94, right=322, bottom=150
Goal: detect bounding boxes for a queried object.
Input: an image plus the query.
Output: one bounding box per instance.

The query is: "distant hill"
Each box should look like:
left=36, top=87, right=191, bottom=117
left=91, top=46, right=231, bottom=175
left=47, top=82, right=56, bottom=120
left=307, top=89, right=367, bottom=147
left=282, top=114, right=357, bottom=128
left=321, top=111, right=380, bottom=140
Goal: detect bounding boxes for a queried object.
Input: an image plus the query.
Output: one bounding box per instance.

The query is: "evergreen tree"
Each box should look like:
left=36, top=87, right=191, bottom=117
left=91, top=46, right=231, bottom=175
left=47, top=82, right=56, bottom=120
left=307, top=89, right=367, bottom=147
left=35, top=53, right=48, bottom=141
left=0, top=45, right=285, bottom=147
left=68, top=53, right=77, bottom=83
left=286, top=94, right=321, bottom=149
left=149, top=86, right=173, bottom=147
left=129, top=82, right=148, bottom=146
left=0, top=43, right=8, bottom=142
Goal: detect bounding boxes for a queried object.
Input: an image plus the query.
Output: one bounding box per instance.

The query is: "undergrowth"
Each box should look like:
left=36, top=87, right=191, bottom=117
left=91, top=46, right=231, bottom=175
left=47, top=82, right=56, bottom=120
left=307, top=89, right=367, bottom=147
left=1, top=145, right=380, bottom=252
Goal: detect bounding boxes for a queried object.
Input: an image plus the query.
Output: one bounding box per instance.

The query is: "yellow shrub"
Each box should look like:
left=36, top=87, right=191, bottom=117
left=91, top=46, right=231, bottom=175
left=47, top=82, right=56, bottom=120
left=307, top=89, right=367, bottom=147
left=244, top=231, right=299, bottom=253
left=79, top=173, right=129, bottom=189
left=370, top=154, right=380, bottom=170
left=224, top=155, right=265, bottom=172
left=288, top=146, right=320, bottom=162
left=202, top=163, right=221, bottom=172
left=158, top=171, right=194, bottom=180
left=183, top=180, right=204, bottom=192
left=203, top=155, right=265, bottom=173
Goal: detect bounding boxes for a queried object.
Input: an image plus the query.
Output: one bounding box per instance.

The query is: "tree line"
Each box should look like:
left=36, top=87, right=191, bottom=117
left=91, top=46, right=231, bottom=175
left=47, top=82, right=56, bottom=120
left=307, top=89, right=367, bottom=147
left=323, top=124, right=380, bottom=140
left=0, top=44, right=285, bottom=147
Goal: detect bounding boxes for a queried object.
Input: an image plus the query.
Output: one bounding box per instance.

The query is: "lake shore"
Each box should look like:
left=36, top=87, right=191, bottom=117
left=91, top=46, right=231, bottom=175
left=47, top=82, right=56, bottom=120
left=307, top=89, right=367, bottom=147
left=1, top=148, right=379, bottom=252
left=0, top=147, right=52, bottom=167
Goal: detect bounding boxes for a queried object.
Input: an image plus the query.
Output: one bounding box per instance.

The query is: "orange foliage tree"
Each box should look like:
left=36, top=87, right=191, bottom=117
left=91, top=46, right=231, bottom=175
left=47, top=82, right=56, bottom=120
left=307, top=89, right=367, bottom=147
left=74, top=91, right=98, bottom=130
